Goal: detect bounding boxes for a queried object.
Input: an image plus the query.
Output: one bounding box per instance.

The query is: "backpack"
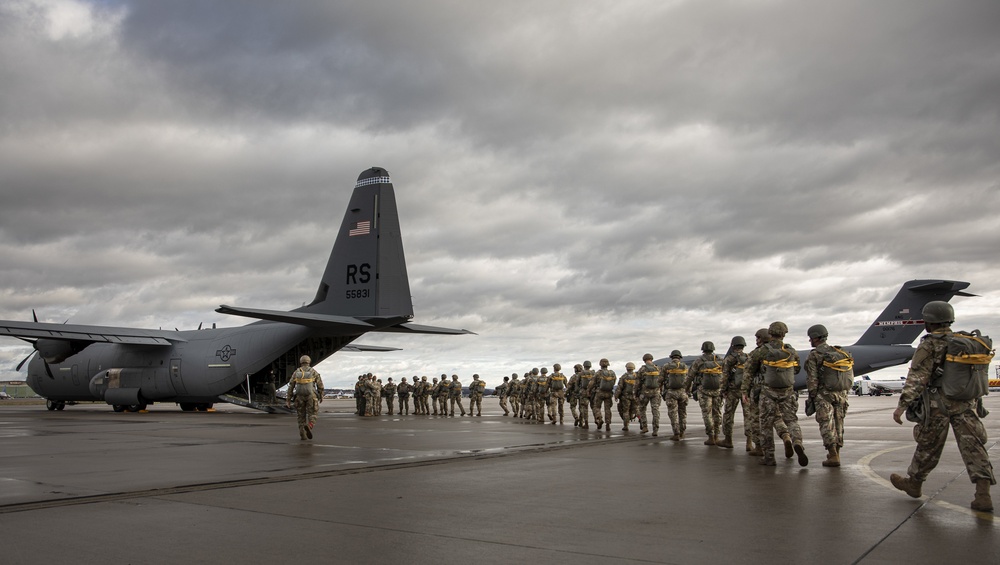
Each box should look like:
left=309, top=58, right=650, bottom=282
left=819, top=346, right=854, bottom=391
left=937, top=330, right=994, bottom=400
left=762, top=342, right=797, bottom=388
left=599, top=373, right=616, bottom=392
left=699, top=356, right=723, bottom=390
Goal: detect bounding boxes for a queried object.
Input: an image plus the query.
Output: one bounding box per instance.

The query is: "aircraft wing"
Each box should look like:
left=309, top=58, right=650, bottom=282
left=342, top=344, right=403, bottom=352
left=375, top=322, right=476, bottom=335
left=215, top=305, right=373, bottom=331
left=0, top=320, right=183, bottom=345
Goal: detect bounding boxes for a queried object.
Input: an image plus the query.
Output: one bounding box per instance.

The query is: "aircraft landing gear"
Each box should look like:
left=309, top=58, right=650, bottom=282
left=112, top=404, right=125, bottom=412
left=45, top=400, right=65, bottom=411
left=126, top=403, right=147, bottom=412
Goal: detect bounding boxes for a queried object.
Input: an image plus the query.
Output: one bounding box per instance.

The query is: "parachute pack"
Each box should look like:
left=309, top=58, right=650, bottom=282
left=819, top=346, right=854, bottom=391
left=762, top=342, right=797, bottom=388
left=937, top=330, right=994, bottom=401
left=699, top=356, right=724, bottom=390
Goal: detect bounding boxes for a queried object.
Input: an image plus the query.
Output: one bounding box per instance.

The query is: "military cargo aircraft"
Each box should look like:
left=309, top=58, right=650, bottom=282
left=0, top=167, right=472, bottom=412
left=655, top=278, right=975, bottom=389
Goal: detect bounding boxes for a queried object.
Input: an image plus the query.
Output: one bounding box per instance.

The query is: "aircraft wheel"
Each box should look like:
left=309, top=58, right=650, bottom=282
left=126, top=403, right=147, bottom=413
left=55, top=402, right=65, bottom=411
left=46, top=400, right=57, bottom=411
left=196, top=403, right=213, bottom=412
left=180, top=403, right=196, bottom=412
left=112, top=404, right=125, bottom=412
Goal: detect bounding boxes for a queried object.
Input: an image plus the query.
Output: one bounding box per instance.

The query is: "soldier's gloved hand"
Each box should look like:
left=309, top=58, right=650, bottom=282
left=892, top=406, right=904, bottom=425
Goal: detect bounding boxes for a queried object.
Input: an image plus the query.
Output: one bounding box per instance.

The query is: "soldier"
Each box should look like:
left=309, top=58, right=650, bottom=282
left=578, top=360, right=596, bottom=429
left=523, top=369, right=538, bottom=420
left=496, top=375, right=511, bottom=416
left=890, top=301, right=994, bottom=512
left=397, top=377, right=412, bottom=415
left=285, top=355, right=323, bottom=440
left=364, top=374, right=378, bottom=416
left=804, top=324, right=853, bottom=467
left=567, top=364, right=582, bottom=426
left=384, top=377, right=397, bottom=415
left=661, top=350, right=688, bottom=441
left=534, top=367, right=552, bottom=423
left=449, top=374, right=466, bottom=416
left=615, top=363, right=638, bottom=431
left=509, top=373, right=521, bottom=417
left=548, top=364, right=568, bottom=424
left=468, top=374, right=486, bottom=416
left=354, top=374, right=367, bottom=416
left=686, top=341, right=725, bottom=446
left=720, top=336, right=749, bottom=449
left=593, top=359, right=617, bottom=431
left=742, top=329, right=791, bottom=457
left=437, top=374, right=451, bottom=415
left=419, top=376, right=431, bottom=415
left=636, top=353, right=664, bottom=436
left=745, top=322, right=808, bottom=467
left=373, top=378, right=383, bottom=415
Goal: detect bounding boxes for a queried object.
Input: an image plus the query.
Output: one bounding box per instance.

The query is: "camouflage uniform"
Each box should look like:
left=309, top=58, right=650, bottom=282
left=566, top=366, right=581, bottom=425
left=805, top=337, right=851, bottom=466
left=741, top=330, right=791, bottom=457
left=720, top=343, right=749, bottom=449
left=523, top=371, right=537, bottom=420
left=383, top=378, right=397, bottom=415
left=468, top=375, right=486, bottom=416
left=892, top=324, right=995, bottom=509
left=364, top=376, right=378, bottom=416
left=745, top=323, right=807, bottom=466
left=397, top=378, right=412, bottom=415
left=449, top=375, right=466, bottom=416
left=509, top=375, right=521, bottom=417
left=286, top=358, right=323, bottom=440
left=661, top=354, right=689, bottom=440
left=577, top=363, right=596, bottom=428
left=636, top=358, right=664, bottom=436
left=534, top=368, right=552, bottom=423
left=415, top=377, right=428, bottom=414
left=436, top=375, right=450, bottom=415
left=354, top=375, right=366, bottom=415
left=548, top=365, right=568, bottom=424
left=615, top=366, right=638, bottom=431
left=497, top=376, right=511, bottom=416
left=686, top=347, right=725, bottom=445
left=593, top=361, right=617, bottom=431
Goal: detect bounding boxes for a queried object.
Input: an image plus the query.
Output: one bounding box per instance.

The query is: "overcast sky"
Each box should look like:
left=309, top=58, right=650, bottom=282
left=2, top=0, right=998, bottom=388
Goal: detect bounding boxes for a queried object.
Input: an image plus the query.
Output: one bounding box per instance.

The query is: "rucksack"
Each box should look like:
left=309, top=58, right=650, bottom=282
left=819, top=346, right=854, bottom=391
left=938, top=330, right=994, bottom=400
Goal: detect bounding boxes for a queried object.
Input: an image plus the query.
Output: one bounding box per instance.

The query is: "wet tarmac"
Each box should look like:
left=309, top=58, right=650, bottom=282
left=1, top=395, right=997, bottom=564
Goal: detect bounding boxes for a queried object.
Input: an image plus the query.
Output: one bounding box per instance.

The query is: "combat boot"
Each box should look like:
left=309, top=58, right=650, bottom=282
left=669, top=433, right=680, bottom=441
left=782, top=434, right=794, bottom=459
left=890, top=473, right=922, bottom=498
left=822, top=447, right=840, bottom=467
left=299, top=426, right=307, bottom=441
left=793, top=443, right=808, bottom=466
left=748, top=446, right=763, bottom=457
left=759, top=456, right=776, bottom=466
left=704, top=435, right=716, bottom=446
left=719, top=435, right=734, bottom=449
left=745, top=437, right=753, bottom=451
left=605, top=423, right=610, bottom=431
left=971, top=479, right=993, bottom=513
left=679, top=431, right=685, bottom=440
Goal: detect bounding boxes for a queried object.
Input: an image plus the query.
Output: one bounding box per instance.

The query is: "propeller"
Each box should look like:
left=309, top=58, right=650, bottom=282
left=14, top=310, right=55, bottom=378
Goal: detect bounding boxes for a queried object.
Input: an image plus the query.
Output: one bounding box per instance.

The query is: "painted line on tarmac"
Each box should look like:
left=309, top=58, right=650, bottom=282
left=858, top=445, right=995, bottom=524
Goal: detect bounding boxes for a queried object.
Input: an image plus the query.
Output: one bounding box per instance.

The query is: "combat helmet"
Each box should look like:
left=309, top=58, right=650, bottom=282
left=768, top=321, right=788, bottom=337
left=642, top=353, right=653, bottom=361
left=807, top=324, right=829, bottom=340
left=755, top=328, right=769, bottom=341
left=670, top=350, right=682, bottom=358
left=730, top=336, right=746, bottom=347
left=922, top=301, right=955, bottom=324
left=583, top=360, right=592, bottom=369
left=599, top=358, right=609, bottom=367
left=553, top=363, right=561, bottom=371
left=299, top=355, right=311, bottom=365
left=701, top=341, right=715, bottom=352
left=625, top=362, right=635, bottom=370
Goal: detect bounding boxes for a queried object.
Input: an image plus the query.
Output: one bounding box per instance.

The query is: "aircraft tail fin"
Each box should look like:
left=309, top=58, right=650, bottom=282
left=853, top=279, right=974, bottom=347
left=299, top=167, right=414, bottom=320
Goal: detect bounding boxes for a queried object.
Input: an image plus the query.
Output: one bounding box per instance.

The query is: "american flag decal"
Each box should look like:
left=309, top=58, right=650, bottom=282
left=347, top=220, right=372, bottom=237
left=349, top=220, right=371, bottom=236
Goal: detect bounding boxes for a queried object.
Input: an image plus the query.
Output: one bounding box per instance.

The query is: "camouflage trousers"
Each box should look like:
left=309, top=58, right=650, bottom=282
left=664, top=389, right=688, bottom=437
left=567, top=395, right=579, bottom=422
left=499, top=394, right=510, bottom=415
left=523, top=395, right=535, bottom=418
left=593, top=392, right=614, bottom=426
left=294, top=395, right=319, bottom=431
left=759, top=386, right=802, bottom=459
left=813, top=389, right=848, bottom=449
left=385, top=396, right=395, bottom=415
left=697, top=389, right=723, bottom=437
left=438, top=395, right=449, bottom=415
left=721, top=389, right=747, bottom=439
left=616, top=396, right=636, bottom=428
left=535, top=394, right=551, bottom=422
left=578, top=396, right=592, bottom=426
left=364, top=393, right=376, bottom=416
left=744, top=388, right=789, bottom=446
left=907, top=393, right=995, bottom=484
left=468, top=394, right=482, bottom=416
left=637, top=390, right=661, bottom=433
left=450, top=395, right=466, bottom=416
left=398, top=395, right=410, bottom=415
left=550, top=390, right=566, bottom=422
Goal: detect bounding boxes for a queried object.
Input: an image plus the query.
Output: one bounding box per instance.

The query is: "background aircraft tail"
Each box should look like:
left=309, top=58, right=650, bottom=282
left=853, top=279, right=974, bottom=347
left=300, top=167, right=414, bottom=320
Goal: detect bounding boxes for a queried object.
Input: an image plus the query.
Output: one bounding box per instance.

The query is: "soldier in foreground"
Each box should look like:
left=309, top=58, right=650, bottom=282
left=548, top=364, right=568, bottom=424
left=534, top=367, right=552, bottom=423
left=686, top=341, right=725, bottom=446
left=437, top=375, right=450, bottom=415
left=720, top=336, right=749, bottom=449
left=746, top=322, right=808, bottom=466
left=742, top=328, right=792, bottom=457
left=449, top=374, right=466, bottom=417
left=397, top=377, right=412, bottom=415
left=804, top=324, right=853, bottom=467
left=468, top=374, right=486, bottom=416
left=593, top=359, right=617, bottom=431
left=285, top=355, right=323, bottom=440
left=383, top=377, right=397, bottom=415
left=662, top=350, right=689, bottom=441
left=615, top=362, right=638, bottom=431
left=636, top=353, right=664, bottom=436
left=890, top=301, right=995, bottom=513
left=497, top=375, right=511, bottom=416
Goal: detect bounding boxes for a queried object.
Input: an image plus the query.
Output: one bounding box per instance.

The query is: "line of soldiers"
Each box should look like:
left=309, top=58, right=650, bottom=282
left=354, top=373, right=489, bottom=417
